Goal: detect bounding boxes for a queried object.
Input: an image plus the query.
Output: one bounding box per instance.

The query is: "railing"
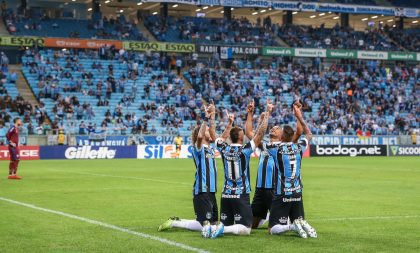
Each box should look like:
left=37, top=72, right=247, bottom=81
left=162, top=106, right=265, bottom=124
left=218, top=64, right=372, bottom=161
left=23, top=134, right=418, bottom=146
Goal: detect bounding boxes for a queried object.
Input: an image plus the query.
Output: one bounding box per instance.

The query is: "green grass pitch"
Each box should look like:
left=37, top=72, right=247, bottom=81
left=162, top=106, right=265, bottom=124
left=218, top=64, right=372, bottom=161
left=0, top=157, right=419, bottom=253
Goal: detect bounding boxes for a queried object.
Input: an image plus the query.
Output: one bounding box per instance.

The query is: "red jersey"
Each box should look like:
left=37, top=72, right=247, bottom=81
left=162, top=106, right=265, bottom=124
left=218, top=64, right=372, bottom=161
left=6, top=126, right=19, bottom=147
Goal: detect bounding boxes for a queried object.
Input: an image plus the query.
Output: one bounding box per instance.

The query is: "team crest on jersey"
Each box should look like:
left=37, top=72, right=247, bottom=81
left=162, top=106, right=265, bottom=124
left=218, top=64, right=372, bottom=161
left=234, top=214, right=242, bottom=221
left=205, top=153, right=215, bottom=159
left=221, top=213, right=227, bottom=220
left=206, top=212, right=212, bottom=219
left=278, top=217, right=288, bottom=224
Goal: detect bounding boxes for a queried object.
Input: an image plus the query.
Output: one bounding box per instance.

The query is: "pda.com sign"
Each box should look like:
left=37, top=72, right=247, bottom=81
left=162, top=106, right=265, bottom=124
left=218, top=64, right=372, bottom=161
left=388, top=146, right=420, bottom=156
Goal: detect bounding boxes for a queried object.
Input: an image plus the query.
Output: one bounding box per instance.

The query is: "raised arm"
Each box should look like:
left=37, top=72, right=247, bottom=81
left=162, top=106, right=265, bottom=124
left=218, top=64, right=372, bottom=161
left=252, top=102, right=273, bottom=147
left=206, top=103, right=217, bottom=141
left=293, top=104, right=312, bottom=142
left=245, top=100, right=255, bottom=140
left=219, top=110, right=234, bottom=142
left=292, top=120, right=303, bottom=143
left=196, top=122, right=207, bottom=149
left=292, top=101, right=303, bottom=143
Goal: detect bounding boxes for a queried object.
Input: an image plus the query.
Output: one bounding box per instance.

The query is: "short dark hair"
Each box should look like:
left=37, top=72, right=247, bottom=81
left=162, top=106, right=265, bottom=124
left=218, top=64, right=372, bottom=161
left=230, top=126, right=243, bottom=143
left=282, top=125, right=294, bottom=142
left=13, top=117, right=20, bottom=123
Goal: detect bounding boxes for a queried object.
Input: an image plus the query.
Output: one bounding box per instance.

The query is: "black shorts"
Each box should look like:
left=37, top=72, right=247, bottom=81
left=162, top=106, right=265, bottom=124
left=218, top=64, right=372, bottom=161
left=220, top=194, right=253, bottom=227
left=251, top=188, right=275, bottom=219
left=269, top=193, right=305, bottom=228
left=193, top=193, right=218, bottom=225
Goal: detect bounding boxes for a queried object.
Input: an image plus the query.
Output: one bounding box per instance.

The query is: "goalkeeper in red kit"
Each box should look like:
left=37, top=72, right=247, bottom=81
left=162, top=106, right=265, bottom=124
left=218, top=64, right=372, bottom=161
left=6, top=118, right=22, bottom=180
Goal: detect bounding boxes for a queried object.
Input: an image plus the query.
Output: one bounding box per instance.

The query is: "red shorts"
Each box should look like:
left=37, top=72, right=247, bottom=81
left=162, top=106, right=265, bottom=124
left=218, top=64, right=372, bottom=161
left=8, top=146, right=20, bottom=161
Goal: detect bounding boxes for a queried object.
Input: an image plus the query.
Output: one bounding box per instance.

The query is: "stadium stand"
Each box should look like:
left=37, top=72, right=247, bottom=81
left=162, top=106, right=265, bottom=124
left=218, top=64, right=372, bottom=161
left=0, top=62, right=40, bottom=142
left=386, top=27, right=420, bottom=51
left=144, top=16, right=278, bottom=46
left=185, top=62, right=419, bottom=135
left=277, top=24, right=400, bottom=51
left=389, top=0, right=419, bottom=7
left=21, top=48, right=201, bottom=136
left=3, top=10, right=145, bottom=40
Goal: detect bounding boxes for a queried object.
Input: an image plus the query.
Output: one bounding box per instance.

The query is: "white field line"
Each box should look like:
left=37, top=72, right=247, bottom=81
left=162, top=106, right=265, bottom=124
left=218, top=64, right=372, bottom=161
left=0, top=197, right=209, bottom=253
left=49, top=170, right=191, bottom=187
left=313, top=215, right=420, bottom=221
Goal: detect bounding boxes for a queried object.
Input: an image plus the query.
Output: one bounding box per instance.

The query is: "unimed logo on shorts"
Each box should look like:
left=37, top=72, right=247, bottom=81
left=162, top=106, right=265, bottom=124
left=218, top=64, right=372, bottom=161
left=310, top=145, right=387, bottom=157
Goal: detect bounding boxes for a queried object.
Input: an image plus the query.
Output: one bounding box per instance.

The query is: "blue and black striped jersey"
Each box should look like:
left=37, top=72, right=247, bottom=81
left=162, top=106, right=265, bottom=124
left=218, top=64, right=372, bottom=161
left=264, top=138, right=309, bottom=196
left=216, top=138, right=256, bottom=195
left=255, top=141, right=280, bottom=189
left=192, top=145, right=217, bottom=195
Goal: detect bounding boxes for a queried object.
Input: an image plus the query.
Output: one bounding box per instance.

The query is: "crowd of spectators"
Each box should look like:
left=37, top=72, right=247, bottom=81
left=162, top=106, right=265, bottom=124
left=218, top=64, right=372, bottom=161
left=21, top=47, right=201, bottom=135
left=185, top=60, right=419, bottom=135
left=145, top=15, right=278, bottom=46
left=386, top=27, right=420, bottom=52
left=3, top=8, right=144, bottom=41
left=277, top=24, right=400, bottom=51
left=87, top=15, right=144, bottom=41
left=0, top=69, right=48, bottom=141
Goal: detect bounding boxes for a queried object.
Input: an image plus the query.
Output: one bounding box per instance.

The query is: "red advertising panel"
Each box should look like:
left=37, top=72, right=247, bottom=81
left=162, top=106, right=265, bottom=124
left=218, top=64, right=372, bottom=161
left=44, top=38, right=122, bottom=49
left=0, top=146, right=40, bottom=160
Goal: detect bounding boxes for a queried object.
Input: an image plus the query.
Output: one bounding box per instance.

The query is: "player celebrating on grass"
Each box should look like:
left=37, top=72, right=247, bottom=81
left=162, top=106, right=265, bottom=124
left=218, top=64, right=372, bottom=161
left=245, top=100, right=303, bottom=229
left=158, top=104, right=226, bottom=232
left=202, top=103, right=273, bottom=239
left=265, top=104, right=317, bottom=239
left=6, top=117, right=22, bottom=180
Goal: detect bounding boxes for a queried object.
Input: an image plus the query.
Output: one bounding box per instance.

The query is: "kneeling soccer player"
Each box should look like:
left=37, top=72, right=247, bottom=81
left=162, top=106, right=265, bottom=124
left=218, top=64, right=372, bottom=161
left=202, top=105, right=272, bottom=239
left=264, top=104, right=317, bottom=238
left=245, top=100, right=303, bottom=229
left=158, top=105, right=221, bottom=232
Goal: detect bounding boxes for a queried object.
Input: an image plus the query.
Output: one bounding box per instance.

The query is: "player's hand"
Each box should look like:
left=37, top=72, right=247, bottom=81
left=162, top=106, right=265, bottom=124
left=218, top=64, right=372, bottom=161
left=293, top=98, right=302, bottom=109
left=247, top=100, right=255, bottom=114
left=225, top=110, right=234, bottom=124
left=205, top=104, right=215, bottom=118
left=266, top=99, right=274, bottom=114
left=293, top=104, right=303, bottom=118
left=10, top=142, right=16, bottom=147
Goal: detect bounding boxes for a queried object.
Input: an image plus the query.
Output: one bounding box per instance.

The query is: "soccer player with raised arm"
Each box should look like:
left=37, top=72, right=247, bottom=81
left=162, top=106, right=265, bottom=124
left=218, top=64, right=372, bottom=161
left=202, top=103, right=272, bottom=239
left=265, top=104, right=317, bottom=238
left=158, top=104, right=223, bottom=233
left=245, top=100, right=303, bottom=229
left=6, top=118, right=23, bottom=180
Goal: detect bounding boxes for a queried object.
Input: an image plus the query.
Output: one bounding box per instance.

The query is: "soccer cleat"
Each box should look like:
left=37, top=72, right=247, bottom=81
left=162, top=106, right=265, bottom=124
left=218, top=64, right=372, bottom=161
left=211, top=223, right=224, bottom=239
left=158, top=217, right=178, bottom=232
left=201, top=221, right=212, bottom=238
left=300, top=220, right=317, bottom=238
left=293, top=219, right=308, bottom=239
left=8, top=175, right=22, bottom=180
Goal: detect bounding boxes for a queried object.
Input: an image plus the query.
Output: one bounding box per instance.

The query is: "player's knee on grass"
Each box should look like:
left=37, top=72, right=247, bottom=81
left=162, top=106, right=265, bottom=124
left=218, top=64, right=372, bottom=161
left=269, top=224, right=291, bottom=235
left=224, top=224, right=251, bottom=235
